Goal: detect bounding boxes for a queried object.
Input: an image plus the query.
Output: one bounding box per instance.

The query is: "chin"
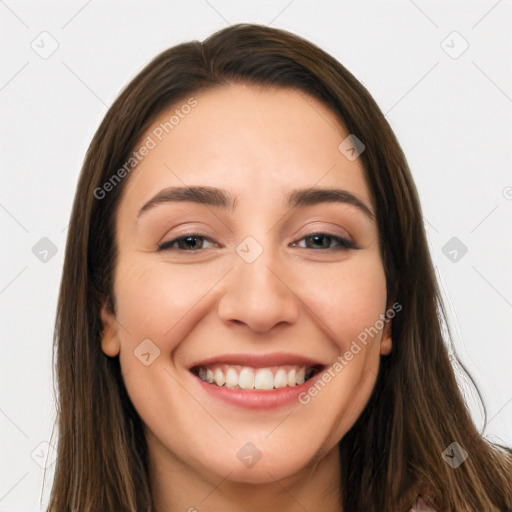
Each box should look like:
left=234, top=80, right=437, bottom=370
left=199, top=445, right=320, bottom=485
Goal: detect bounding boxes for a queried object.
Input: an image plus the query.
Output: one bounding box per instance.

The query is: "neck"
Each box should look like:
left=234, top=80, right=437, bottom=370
left=147, top=434, right=343, bottom=512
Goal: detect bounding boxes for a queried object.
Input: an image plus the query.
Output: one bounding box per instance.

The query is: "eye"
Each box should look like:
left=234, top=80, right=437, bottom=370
left=157, top=232, right=358, bottom=252
left=157, top=234, right=216, bottom=252
left=291, top=232, right=358, bottom=251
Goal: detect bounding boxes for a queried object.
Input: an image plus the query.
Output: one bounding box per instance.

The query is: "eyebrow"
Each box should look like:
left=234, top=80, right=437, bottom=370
left=137, top=185, right=374, bottom=219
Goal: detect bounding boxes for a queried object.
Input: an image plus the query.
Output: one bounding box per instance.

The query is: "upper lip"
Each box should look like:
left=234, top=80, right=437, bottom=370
left=188, top=352, right=327, bottom=370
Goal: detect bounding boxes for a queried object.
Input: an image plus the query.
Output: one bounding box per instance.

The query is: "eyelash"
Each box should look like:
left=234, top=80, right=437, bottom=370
left=157, top=232, right=358, bottom=252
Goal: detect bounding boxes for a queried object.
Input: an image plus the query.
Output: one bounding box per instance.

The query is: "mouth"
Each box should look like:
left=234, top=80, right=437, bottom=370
left=190, top=363, right=325, bottom=391
left=187, top=353, right=328, bottom=410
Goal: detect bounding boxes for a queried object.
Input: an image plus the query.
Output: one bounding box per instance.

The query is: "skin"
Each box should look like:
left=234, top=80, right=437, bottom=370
left=100, top=83, right=392, bottom=512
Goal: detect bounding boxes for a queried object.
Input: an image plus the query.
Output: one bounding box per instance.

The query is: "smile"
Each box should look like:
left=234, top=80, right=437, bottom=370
left=191, top=364, right=323, bottom=391
left=187, top=353, right=328, bottom=409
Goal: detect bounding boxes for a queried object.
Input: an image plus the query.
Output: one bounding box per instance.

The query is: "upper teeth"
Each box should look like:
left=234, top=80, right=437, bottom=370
left=196, top=365, right=315, bottom=390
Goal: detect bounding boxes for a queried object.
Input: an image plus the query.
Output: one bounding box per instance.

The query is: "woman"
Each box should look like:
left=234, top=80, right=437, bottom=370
left=47, top=23, right=512, bottom=511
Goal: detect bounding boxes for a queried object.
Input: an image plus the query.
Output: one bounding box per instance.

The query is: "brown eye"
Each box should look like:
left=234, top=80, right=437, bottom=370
left=292, top=233, right=358, bottom=250
left=158, top=234, right=216, bottom=251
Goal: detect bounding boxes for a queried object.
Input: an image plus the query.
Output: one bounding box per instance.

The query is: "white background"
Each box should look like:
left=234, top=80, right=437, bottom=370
left=1, top=1, right=511, bottom=510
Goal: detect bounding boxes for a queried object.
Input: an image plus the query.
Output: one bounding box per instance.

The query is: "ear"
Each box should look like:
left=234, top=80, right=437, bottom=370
left=380, top=309, right=393, bottom=356
left=99, top=300, right=121, bottom=357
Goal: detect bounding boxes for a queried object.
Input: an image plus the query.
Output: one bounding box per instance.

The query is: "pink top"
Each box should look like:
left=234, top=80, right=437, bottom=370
left=410, top=495, right=438, bottom=511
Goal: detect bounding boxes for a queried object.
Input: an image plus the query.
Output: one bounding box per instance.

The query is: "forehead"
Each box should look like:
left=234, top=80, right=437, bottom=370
left=119, top=83, right=371, bottom=214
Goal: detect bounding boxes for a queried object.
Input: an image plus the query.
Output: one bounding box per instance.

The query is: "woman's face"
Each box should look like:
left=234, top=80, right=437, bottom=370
left=100, top=83, right=392, bottom=484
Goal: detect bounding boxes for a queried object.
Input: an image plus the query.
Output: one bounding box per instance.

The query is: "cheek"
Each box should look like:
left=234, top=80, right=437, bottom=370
left=291, top=255, right=387, bottom=441
left=113, top=258, right=230, bottom=350
left=297, top=253, right=388, bottom=346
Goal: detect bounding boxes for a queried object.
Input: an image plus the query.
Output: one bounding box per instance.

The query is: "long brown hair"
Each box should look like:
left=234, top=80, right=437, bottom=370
left=47, top=23, right=512, bottom=511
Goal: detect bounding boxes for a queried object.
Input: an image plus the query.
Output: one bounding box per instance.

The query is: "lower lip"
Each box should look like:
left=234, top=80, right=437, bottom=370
left=191, top=371, right=324, bottom=410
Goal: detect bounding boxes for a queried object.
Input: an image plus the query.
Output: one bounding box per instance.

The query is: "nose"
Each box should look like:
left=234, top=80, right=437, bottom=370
left=217, top=246, right=300, bottom=334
